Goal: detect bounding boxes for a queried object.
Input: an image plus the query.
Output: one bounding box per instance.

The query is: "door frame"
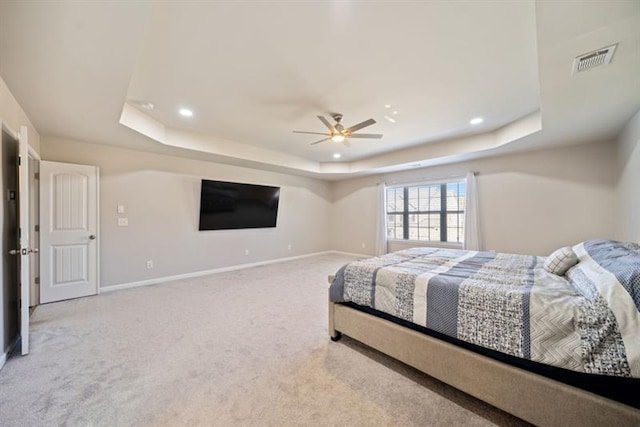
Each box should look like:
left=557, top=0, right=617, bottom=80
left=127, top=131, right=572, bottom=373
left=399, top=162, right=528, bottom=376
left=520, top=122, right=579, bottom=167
left=1, top=119, right=21, bottom=360
left=17, top=125, right=31, bottom=355
left=1, top=120, right=37, bottom=356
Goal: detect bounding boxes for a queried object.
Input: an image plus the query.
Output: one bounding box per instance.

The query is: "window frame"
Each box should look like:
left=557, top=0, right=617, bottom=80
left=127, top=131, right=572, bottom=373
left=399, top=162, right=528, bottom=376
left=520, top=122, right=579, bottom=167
left=386, top=179, right=465, bottom=245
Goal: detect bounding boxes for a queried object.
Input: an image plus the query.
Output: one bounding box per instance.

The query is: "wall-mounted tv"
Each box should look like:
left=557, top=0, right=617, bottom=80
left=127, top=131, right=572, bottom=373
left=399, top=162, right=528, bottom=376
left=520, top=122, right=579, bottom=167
left=198, top=179, right=280, bottom=231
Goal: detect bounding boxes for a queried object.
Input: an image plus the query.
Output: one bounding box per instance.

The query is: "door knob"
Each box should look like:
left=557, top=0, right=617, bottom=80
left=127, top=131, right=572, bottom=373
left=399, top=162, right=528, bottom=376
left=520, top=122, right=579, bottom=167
left=9, top=248, right=33, bottom=255
left=89, top=235, right=96, bottom=240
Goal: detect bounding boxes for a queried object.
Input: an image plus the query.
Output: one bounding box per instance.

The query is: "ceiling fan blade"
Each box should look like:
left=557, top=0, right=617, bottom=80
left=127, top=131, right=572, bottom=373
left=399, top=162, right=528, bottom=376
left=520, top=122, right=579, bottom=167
left=346, top=118, right=376, bottom=133
left=347, top=133, right=383, bottom=139
left=317, top=115, right=336, bottom=132
left=310, top=137, right=331, bottom=145
left=293, top=131, right=330, bottom=136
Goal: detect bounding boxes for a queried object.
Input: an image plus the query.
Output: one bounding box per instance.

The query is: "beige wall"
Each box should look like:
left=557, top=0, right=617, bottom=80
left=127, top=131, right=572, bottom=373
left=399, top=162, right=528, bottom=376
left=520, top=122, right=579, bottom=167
left=0, top=76, right=40, bottom=153
left=41, top=138, right=332, bottom=288
left=615, top=109, right=640, bottom=243
left=331, top=140, right=618, bottom=257
left=0, top=75, right=41, bottom=357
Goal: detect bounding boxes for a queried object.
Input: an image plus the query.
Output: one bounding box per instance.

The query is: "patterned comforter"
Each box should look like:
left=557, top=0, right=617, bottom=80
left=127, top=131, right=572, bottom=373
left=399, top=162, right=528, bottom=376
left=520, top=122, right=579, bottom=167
left=329, top=239, right=640, bottom=378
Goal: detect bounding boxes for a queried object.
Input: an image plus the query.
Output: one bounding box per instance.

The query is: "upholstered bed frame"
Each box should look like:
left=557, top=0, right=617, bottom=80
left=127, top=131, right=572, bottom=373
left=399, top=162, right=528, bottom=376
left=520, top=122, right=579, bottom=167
left=328, top=300, right=640, bottom=426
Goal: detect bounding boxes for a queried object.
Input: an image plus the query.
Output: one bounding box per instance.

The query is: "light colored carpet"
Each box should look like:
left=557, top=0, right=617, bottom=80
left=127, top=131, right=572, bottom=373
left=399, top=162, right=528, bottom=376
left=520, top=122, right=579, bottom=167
left=0, top=254, right=528, bottom=426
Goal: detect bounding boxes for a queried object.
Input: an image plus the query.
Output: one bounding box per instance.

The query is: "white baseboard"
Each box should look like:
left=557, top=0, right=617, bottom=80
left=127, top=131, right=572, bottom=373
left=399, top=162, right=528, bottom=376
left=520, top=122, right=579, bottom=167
left=101, top=250, right=339, bottom=293
left=331, top=250, right=372, bottom=258
left=1, top=335, right=22, bottom=371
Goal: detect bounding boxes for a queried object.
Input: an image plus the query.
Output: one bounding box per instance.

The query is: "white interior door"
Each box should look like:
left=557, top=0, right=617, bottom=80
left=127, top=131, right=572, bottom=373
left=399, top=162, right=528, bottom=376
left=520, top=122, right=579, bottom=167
left=18, top=126, right=31, bottom=355
left=40, top=161, right=99, bottom=304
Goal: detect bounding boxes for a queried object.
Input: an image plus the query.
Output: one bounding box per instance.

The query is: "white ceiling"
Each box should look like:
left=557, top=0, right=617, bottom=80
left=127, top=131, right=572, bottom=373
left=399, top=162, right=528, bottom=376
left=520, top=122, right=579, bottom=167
left=1, top=1, right=639, bottom=180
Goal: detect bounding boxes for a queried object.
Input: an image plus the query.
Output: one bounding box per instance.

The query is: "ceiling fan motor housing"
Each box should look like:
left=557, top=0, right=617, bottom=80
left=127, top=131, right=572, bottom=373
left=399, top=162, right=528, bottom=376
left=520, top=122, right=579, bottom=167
left=292, top=113, right=381, bottom=145
left=332, top=114, right=344, bottom=132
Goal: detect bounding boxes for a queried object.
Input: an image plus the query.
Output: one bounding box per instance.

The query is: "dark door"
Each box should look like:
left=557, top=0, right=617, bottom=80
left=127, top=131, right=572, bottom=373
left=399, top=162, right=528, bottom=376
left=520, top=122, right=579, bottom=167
left=2, top=129, right=20, bottom=353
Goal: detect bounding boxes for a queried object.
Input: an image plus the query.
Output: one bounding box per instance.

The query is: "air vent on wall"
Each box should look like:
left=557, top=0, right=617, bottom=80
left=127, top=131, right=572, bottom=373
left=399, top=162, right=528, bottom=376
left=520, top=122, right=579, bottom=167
left=572, top=44, right=617, bottom=75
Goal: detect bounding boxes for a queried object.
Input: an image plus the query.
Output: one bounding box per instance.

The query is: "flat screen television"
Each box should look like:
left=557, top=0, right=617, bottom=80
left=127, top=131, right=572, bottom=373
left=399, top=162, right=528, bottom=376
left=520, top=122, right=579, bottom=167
left=198, top=179, right=280, bottom=230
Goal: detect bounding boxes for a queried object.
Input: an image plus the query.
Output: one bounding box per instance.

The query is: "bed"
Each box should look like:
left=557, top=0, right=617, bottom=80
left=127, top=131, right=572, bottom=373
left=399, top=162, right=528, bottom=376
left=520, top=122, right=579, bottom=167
left=328, top=239, right=640, bottom=426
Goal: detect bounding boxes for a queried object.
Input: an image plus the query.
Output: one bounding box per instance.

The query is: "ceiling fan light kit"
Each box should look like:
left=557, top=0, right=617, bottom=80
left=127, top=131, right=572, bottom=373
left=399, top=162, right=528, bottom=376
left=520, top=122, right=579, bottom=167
left=293, top=113, right=383, bottom=146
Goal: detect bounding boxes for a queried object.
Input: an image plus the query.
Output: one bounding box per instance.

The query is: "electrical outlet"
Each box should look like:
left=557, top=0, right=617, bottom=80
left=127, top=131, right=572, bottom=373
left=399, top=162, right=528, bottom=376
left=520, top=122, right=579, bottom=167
left=287, top=244, right=292, bottom=250
left=245, top=249, right=249, bottom=256
left=361, top=243, right=366, bottom=248
left=117, top=218, right=128, bottom=226
left=146, top=260, right=153, bottom=269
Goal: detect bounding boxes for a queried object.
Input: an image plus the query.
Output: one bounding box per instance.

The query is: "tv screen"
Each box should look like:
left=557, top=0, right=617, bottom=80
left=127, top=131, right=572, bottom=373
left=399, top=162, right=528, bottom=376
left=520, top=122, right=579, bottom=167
left=198, top=180, right=280, bottom=230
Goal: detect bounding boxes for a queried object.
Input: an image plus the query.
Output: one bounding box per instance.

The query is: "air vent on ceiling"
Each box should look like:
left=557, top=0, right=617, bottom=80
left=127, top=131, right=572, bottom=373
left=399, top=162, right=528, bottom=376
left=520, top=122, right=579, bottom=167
left=572, top=44, right=617, bottom=75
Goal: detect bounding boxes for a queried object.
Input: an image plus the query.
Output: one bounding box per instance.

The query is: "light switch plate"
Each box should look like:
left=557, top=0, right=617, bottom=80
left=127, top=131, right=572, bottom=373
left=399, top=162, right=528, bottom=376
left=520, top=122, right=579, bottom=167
left=117, top=205, right=125, bottom=214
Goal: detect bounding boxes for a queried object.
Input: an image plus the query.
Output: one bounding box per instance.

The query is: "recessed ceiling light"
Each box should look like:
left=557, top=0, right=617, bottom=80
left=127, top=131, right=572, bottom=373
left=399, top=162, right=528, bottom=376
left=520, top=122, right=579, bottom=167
left=333, top=153, right=341, bottom=159
left=470, top=117, right=483, bottom=125
left=384, top=115, right=396, bottom=123
left=179, top=108, right=193, bottom=117
left=385, top=104, right=391, bottom=109
left=392, top=110, right=398, bottom=115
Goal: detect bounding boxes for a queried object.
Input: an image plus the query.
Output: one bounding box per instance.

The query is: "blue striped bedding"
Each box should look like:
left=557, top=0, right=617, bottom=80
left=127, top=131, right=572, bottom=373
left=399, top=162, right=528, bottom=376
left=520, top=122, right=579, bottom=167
left=330, top=239, right=640, bottom=377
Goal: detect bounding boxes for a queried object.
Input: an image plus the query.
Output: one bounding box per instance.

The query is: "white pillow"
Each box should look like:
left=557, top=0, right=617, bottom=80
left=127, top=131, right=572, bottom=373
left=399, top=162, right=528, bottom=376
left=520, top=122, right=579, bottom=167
left=544, top=246, right=578, bottom=276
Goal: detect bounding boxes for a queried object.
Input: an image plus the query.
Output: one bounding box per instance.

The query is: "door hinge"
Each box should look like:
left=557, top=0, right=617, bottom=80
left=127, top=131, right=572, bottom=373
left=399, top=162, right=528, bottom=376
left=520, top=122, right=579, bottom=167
left=35, top=224, right=39, bottom=232
left=35, top=277, right=40, bottom=285
left=17, top=156, right=21, bottom=166
left=35, top=172, right=39, bottom=180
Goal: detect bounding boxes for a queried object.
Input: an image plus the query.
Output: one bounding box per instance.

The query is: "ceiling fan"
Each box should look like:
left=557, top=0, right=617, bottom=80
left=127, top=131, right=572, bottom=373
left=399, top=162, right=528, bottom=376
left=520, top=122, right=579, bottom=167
left=293, top=113, right=383, bottom=146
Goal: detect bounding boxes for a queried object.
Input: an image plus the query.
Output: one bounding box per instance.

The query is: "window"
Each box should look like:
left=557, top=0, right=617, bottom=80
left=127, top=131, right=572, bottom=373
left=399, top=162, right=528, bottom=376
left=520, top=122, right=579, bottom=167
left=386, top=180, right=466, bottom=243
